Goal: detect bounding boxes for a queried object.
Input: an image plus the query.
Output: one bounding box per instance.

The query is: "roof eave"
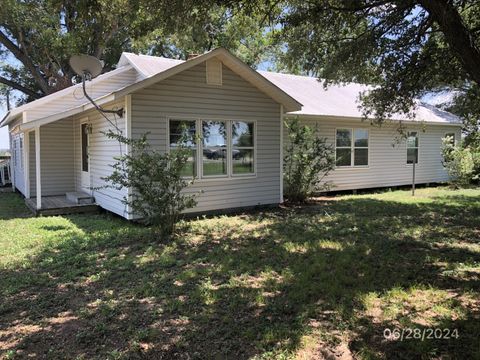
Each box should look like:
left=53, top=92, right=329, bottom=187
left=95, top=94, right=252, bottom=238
left=286, top=113, right=463, bottom=126
left=0, top=110, right=11, bottom=127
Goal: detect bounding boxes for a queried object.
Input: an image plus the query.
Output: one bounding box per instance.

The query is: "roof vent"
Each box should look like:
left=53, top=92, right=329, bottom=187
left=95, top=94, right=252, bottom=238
left=206, top=58, right=222, bottom=86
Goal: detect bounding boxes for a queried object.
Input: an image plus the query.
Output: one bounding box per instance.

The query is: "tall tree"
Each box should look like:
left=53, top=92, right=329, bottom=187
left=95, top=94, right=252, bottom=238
left=132, top=4, right=279, bottom=67
left=0, top=0, right=145, bottom=102
left=275, top=0, right=480, bottom=131
left=0, top=0, right=279, bottom=106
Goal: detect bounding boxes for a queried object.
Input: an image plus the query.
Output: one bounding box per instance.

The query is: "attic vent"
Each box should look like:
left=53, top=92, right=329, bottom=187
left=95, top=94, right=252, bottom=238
left=206, top=58, right=222, bottom=85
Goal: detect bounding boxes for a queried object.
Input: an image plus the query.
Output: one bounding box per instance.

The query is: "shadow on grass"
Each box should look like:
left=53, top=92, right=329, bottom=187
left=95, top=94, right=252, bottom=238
left=0, top=192, right=479, bottom=359
left=0, top=192, right=31, bottom=220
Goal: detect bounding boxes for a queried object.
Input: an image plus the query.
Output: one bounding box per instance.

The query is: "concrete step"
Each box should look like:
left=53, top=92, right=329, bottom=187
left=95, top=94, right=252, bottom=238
left=66, top=191, right=95, bottom=205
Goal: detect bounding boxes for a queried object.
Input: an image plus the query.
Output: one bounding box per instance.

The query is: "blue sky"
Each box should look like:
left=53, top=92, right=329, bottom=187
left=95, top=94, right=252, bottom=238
left=0, top=104, right=8, bottom=149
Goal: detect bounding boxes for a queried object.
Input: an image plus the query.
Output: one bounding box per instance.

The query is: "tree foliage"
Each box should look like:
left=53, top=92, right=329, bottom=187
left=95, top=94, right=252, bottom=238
left=283, top=118, right=335, bottom=202
left=102, top=130, right=197, bottom=238
left=442, top=136, right=480, bottom=187
left=0, top=0, right=279, bottom=105
left=276, top=0, right=480, bottom=132
left=0, top=0, right=143, bottom=101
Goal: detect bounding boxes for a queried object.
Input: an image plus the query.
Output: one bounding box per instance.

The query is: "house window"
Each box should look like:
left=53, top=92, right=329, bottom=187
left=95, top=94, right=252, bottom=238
left=19, top=136, right=24, bottom=170
left=336, top=128, right=369, bottom=167
left=232, top=121, right=254, bottom=174
left=12, top=138, right=17, bottom=167
left=406, top=131, right=419, bottom=164
left=169, top=120, right=197, bottom=177
left=202, top=120, right=227, bottom=176
left=354, top=129, right=369, bottom=166
left=444, top=132, right=455, bottom=146
left=168, top=119, right=256, bottom=179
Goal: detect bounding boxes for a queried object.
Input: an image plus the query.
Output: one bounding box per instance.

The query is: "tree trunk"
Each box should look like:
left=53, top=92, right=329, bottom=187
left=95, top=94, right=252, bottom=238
left=419, top=0, right=480, bottom=86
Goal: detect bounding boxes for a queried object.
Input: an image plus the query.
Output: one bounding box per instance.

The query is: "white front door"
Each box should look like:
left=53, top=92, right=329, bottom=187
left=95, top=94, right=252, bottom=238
left=80, top=122, right=90, bottom=191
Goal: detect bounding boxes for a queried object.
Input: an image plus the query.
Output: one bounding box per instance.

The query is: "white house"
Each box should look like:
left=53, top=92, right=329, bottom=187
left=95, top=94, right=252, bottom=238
left=0, top=48, right=462, bottom=218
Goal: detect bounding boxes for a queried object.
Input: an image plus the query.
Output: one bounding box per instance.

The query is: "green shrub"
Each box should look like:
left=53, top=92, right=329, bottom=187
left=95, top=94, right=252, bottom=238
left=283, top=118, right=335, bottom=202
left=442, top=137, right=480, bottom=187
left=103, top=130, right=197, bottom=238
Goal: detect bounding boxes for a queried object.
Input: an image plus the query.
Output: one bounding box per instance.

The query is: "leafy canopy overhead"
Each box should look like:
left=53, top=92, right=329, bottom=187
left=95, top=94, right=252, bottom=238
left=0, top=0, right=277, bottom=105
left=276, top=0, right=480, bottom=131
left=1, top=0, right=479, bottom=137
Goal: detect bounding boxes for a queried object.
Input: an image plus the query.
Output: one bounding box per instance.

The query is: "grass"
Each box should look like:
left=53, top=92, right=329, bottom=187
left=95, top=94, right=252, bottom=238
left=0, top=186, right=479, bottom=359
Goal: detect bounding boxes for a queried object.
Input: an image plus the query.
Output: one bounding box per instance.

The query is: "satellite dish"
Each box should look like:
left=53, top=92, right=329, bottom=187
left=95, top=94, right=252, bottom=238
left=68, top=53, right=124, bottom=120
left=69, top=54, right=103, bottom=79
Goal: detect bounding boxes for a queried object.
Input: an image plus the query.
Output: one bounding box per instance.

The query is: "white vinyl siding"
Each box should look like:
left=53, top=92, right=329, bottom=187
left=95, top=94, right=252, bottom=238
left=73, top=100, right=128, bottom=217
left=285, top=117, right=461, bottom=191
left=131, top=61, right=281, bottom=213
left=26, top=118, right=75, bottom=197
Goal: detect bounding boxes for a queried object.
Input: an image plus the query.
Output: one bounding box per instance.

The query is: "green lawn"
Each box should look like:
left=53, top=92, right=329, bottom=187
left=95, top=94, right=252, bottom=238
left=0, top=187, right=479, bottom=359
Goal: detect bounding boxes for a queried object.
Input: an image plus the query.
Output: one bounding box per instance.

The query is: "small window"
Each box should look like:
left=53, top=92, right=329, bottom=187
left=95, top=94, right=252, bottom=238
left=336, top=129, right=352, bottom=167
left=232, top=121, right=255, bottom=174
left=19, top=136, right=24, bottom=170
left=336, top=128, right=369, bottom=167
left=81, top=124, right=89, bottom=172
left=13, top=138, right=17, bottom=167
left=354, top=129, right=369, bottom=166
left=202, top=120, right=227, bottom=176
left=444, top=132, right=455, bottom=146
left=406, top=131, right=419, bottom=164
left=169, top=120, right=197, bottom=177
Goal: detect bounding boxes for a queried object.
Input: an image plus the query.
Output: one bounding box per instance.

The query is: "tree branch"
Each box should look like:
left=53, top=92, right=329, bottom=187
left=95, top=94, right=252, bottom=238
left=0, top=29, right=50, bottom=94
left=419, top=0, right=480, bottom=86
left=0, top=76, right=41, bottom=99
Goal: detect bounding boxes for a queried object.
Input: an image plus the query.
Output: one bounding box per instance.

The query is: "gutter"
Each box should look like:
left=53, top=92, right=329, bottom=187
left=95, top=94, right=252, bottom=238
left=285, top=113, right=463, bottom=127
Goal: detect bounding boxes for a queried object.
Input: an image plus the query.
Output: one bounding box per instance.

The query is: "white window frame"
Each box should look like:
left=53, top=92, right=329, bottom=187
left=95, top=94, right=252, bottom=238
left=12, top=137, right=18, bottom=167
left=200, top=119, right=229, bottom=179
left=19, top=134, right=25, bottom=170
left=167, top=117, right=257, bottom=180
left=231, top=120, right=256, bottom=177
left=406, top=131, right=419, bottom=165
left=335, top=128, right=370, bottom=169
left=167, top=118, right=199, bottom=178
left=444, top=132, right=456, bottom=146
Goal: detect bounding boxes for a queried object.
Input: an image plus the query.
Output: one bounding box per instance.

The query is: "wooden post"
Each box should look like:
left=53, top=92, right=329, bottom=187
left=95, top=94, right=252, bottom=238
left=35, top=127, right=42, bottom=210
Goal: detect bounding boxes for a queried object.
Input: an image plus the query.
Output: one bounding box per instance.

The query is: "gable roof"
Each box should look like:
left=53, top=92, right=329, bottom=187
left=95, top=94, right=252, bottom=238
left=1, top=47, right=461, bottom=129
left=1, top=48, right=301, bottom=129
left=117, top=52, right=460, bottom=125
left=258, top=71, right=461, bottom=124
left=0, top=65, right=137, bottom=127
left=118, top=52, right=184, bottom=78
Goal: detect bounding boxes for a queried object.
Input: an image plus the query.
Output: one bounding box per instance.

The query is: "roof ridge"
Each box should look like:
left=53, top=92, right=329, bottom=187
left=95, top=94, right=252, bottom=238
left=123, top=52, right=185, bottom=62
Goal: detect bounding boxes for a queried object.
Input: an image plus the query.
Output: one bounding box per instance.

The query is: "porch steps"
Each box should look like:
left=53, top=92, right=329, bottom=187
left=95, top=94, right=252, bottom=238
left=66, top=191, right=95, bottom=205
